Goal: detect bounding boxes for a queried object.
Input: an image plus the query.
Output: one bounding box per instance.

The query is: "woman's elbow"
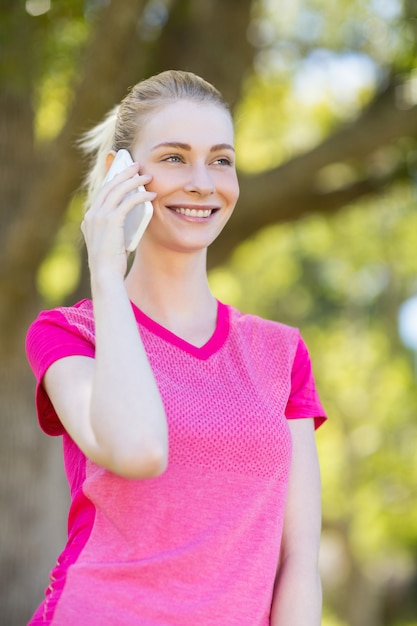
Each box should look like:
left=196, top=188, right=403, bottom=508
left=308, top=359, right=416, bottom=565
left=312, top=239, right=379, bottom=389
left=110, top=446, right=168, bottom=479
left=92, top=436, right=168, bottom=479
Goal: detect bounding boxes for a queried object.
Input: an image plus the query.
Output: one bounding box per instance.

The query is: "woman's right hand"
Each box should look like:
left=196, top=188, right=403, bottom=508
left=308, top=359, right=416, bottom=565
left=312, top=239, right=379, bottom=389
left=81, top=164, right=156, bottom=278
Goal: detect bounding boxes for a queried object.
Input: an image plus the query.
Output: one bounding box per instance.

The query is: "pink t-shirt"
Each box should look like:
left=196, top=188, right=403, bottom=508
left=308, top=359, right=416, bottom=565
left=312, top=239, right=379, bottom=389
left=26, top=299, right=326, bottom=625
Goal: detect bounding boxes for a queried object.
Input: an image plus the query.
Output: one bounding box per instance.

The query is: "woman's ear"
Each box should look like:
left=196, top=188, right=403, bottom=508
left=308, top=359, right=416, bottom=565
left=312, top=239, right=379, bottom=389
left=105, top=150, right=117, bottom=173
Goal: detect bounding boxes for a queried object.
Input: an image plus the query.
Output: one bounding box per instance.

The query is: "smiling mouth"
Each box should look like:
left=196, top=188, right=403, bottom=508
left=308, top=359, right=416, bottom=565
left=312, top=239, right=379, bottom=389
left=173, top=208, right=217, bottom=218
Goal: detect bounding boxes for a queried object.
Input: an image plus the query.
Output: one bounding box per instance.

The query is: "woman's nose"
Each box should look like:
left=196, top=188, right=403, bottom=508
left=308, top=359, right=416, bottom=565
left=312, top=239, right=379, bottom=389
left=184, top=163, right=215, bottom=195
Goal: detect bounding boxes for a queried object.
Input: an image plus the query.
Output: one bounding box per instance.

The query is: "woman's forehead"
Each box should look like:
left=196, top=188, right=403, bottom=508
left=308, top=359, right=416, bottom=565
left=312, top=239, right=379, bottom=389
left=137, top=100, right=234, bottom=148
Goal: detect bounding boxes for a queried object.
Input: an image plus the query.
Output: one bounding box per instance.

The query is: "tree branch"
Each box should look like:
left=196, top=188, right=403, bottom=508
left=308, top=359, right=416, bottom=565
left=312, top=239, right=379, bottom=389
left=209, top=80, right=417, bottom=265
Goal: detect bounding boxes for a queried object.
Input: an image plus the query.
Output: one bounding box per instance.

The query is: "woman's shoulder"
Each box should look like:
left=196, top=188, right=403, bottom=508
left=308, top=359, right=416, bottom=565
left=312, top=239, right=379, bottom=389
left=31, top=298, right=94, bottom=328
left=27, top=299, right=95, bottom=346
left=225, top=303, right=300, bottom=346
left=33, top=298, right=93, bottom=322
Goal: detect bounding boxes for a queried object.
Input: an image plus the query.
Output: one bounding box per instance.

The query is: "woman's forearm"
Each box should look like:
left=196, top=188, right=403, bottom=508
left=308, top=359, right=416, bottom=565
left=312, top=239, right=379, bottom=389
left=270, top=556, right=322, bottom=626
left=89, top=270, right=168, bottom=478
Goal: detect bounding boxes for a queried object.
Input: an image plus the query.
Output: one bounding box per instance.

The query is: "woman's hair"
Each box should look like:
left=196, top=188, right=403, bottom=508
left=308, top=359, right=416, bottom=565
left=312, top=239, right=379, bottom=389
left=79, top=70, right=230, bottom=207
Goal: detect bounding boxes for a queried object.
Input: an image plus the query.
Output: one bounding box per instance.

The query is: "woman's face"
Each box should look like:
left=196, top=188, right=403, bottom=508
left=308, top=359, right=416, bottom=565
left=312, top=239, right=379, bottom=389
left=131, top=100, right=239, bottom=254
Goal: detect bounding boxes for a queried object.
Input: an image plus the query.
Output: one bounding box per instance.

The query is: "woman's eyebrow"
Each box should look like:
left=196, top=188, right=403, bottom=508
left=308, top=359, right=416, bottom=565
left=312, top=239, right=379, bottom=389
left=210, top=143, right=235, bottom=153
left=151, top=142, right=191, bottom=151
left=151, top=142, right=235, bottom=152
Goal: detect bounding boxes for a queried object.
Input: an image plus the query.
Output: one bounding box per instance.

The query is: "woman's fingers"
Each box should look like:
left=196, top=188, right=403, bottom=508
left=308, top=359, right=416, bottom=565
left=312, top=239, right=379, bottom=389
left=81, top=166, right=155, bottom=275
left=93, top=165, right=151, bottom=212
left=102, top=177, right=154, bottom=218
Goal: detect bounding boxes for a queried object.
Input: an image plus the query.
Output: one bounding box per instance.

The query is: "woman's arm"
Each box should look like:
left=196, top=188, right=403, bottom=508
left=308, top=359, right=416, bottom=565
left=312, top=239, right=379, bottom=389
left=270, top=418, right=322, bottom=626
left=43, top=165, right=168, bottom=479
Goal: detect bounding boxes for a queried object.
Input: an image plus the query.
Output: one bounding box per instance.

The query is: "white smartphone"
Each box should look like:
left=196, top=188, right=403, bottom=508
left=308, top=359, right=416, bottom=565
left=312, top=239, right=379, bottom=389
left=102, top=149, right=153, bottom=252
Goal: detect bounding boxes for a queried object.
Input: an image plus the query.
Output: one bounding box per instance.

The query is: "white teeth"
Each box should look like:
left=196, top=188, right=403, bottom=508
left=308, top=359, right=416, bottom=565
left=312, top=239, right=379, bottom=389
left=174, top=208, right=212, bottom=218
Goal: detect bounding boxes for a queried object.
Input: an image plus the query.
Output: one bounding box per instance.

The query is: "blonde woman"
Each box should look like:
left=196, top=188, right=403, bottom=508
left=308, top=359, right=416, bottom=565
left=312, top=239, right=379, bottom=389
left=26, top=70, right=326, bottom=625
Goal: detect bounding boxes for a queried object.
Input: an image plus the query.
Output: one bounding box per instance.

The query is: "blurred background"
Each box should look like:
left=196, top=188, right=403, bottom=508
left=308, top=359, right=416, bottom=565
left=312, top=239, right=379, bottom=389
left=1, top=1, right=416, bottom=624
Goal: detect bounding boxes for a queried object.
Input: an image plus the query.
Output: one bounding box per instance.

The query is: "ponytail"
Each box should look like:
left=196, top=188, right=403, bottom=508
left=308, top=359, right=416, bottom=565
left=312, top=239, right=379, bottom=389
left=78, top=105, right=119, bottom=209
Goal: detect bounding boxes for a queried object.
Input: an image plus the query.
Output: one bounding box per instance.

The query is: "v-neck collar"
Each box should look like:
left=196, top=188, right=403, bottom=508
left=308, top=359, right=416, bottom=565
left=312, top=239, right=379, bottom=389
left=130, top=300, right=229, bottom=360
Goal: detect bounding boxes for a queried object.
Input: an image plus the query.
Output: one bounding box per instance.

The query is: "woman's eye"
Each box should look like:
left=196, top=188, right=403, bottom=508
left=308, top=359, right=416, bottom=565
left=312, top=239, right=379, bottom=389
left=163, top=155, right=183, bottom=163
left=214, top=157, right=233, bottom=166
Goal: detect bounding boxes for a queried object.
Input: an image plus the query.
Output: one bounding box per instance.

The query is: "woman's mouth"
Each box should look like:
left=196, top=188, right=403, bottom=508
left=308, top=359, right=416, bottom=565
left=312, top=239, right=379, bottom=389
left=172, top=207, right=216, bottom=218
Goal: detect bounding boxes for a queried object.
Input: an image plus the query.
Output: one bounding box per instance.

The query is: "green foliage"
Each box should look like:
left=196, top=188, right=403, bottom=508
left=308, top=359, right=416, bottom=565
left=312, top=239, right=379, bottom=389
left=235, top=73, right=339, bottom=172
left=238, top=0, right=416, bottom=181
left=32, top=2, right=90, bottom=140
left=37, top=194, right=84, bottom=305
left=322, top=607, right=348, bottom=626
left=254, top=0, right=413, bottom=70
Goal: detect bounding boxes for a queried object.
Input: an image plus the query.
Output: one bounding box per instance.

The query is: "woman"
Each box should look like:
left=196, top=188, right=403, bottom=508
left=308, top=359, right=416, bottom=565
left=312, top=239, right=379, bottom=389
left=26, top=70, right=326, bottom=625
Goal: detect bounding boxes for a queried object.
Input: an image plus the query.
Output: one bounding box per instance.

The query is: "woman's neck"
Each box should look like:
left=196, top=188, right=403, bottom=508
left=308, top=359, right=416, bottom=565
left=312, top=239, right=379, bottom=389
left=124, top=247, right=218, bottom=345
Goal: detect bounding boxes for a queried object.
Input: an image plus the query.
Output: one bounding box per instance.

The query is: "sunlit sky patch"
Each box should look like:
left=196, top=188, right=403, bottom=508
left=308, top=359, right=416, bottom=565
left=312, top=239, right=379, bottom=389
left=25, top=0, right=51, bottom=16
left=371, top=0, right=402, bottom=20
left=398, top=296, right=417, bottom=351
left=293, top=49, right=379, bottom=108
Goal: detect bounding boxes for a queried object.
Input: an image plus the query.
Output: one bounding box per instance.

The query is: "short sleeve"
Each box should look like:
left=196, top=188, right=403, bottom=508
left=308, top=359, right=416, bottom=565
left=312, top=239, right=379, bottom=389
left=285, top=334, right=327, bottom=429
left=26, top=306, right=95, bottom=436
